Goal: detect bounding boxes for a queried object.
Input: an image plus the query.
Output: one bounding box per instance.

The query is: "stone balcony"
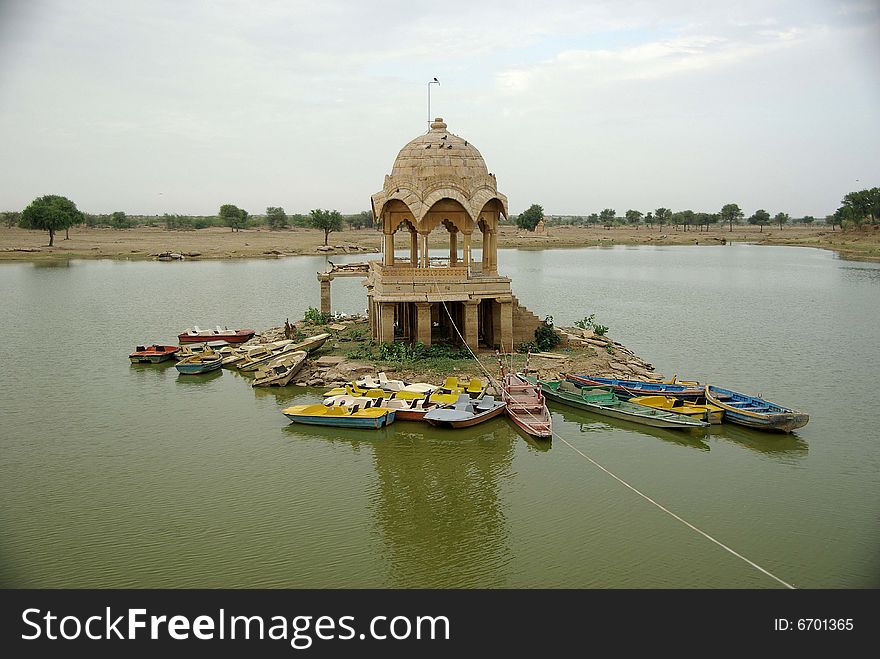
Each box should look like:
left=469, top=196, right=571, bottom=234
left=367, top=258, right=512, bottom=303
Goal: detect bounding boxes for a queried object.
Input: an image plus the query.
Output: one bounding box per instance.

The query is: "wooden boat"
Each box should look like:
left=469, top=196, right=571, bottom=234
left=323, top=394, right=443, bottom=422
left=705, top=385, right=809, bottom=433
left=238, top=341, right=310, bottom=372
left=565, top=374, right=705, bottom=401
left=630, top=395, right=725, bottom=424
left=175, top=348, right=223, bottom=374
left=129, top=344, right=179, bottom=363
left=252, top=351, right=307, bottom=387
left=178, top=326, right=256, bottom=344
left=220, top=340, right=292, bottom=365
left=501, top=372, right=553, bottom=439
left=281, top=403, right=395, bottom=429
left=292, top=332, right=331, bottom=354
left=531, top=377, right=708, bottom=429
left=423, top=394, right=506, bottom=429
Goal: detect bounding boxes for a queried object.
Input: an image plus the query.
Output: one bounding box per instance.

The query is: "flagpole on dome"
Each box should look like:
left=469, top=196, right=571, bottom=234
left=427, top=77, right=440, bottom=130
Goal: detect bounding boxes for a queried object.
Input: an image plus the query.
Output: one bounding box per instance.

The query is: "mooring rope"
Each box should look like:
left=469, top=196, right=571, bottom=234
left=423, top=272, right=796, bottom=589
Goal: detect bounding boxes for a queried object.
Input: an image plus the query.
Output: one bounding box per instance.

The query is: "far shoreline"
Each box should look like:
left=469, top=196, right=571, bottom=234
left=1, top=224, right=878, bottom=263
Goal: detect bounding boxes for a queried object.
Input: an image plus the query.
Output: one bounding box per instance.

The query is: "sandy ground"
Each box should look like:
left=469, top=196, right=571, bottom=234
left=2, top=223, right=879, bottom=262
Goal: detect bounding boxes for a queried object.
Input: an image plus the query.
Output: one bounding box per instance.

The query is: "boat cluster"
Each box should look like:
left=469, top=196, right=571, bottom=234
left=128, top=327, right=331, bottom=387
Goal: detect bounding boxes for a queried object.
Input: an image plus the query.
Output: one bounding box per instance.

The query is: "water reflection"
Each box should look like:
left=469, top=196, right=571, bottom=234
left=175, top=370, right=223, bottom=385
left=282, top=414, right=516, bottom=587
left=710, top=424, right=809, bottom=458
left=558, top=407, right=711, bottom=451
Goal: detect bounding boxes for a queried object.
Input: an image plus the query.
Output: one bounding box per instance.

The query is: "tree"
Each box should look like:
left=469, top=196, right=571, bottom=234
left=625, top=209, right=643, bottom=229
left=802, top=215, right=815, bottom=226
left=111, top=211, right=129, bottom=229
left=720, top=203, right=743, bottom=232
left=644, top=211, right=654, bottom=228
left=219, top=204, right=248, bottom=232
left=774, top=212, right=790, bottom=230
left=309, top=208, right=343, bottom=245
left=836, top=187, right=880, bottom=228
left=265, top=206, right=288, bottom=230
left=826, top=214, right=838, bottom=231
left=748, top=209, right=770, bottom=232
left=516, top=204, right=544, bottom=231
left=654, top=207, right=670, bottom=231
left=19, top=195, right=83, bottom=246
left=599, top=208, right=616, bottom=228
left=586, top=213, right=599, bottom=225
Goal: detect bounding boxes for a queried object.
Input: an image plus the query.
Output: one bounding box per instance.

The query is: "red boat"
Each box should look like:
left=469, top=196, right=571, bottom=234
left=129, top=344, right=180, bottom=363
left=502, top=372, right=553, bottom=439
left=177, top=326, right=256, bottom=344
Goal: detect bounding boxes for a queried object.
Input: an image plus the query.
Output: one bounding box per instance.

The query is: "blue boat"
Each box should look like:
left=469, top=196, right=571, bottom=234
left=565, top=374, right=704, bottom=401
left=704, top=386, right=809, bottom=433
left=175, top=350, right=223, bottom=374
left=281, top=403, right=395, bottom=429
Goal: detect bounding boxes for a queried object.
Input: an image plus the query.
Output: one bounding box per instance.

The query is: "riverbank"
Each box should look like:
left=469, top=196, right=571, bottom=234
left=2, top=224, right=879, bottom=262
left=256, top=318, right=661, bottom=390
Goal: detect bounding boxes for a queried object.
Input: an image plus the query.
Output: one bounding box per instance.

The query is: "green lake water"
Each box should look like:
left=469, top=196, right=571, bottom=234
left=1, top=244, right=878, bottom=588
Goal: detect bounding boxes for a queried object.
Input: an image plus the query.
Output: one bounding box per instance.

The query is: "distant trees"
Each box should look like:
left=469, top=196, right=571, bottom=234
left=308, top=209, right=343, bottom=245
left=219, top=204, right=248, bottom=232
left=265, top=206, right=288, bottom=230
left=802, top=215, right=815, bottom=226
left=826, top=214, right=839, bottom=231
left=1, top=211, right=21, bottom=228
left=20, top=195, right=83, bottom=246
left=748, top=209, right=770, bottom=232
left=111, top=211, right=130, bottom=229
left=720, top=203, right=743, bottom=232
left=516, top=204, right=544, bottom=231
left=346, top=210, right=372, bottom=230
left=774, top=212, right=790, bottom=230
left=644, top=211, right=654, bottom=228
left=625, top=209, right=643, bottom=229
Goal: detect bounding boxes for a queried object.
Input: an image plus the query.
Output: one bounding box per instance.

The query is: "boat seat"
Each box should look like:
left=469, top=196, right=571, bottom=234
left=476, top=395, right=495, bottom=410
left=192, top=326, right=201, bottom=333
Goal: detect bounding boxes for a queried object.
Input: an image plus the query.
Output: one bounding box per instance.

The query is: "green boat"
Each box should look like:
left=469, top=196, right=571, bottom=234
left=524, top=377, right=709, bottom=429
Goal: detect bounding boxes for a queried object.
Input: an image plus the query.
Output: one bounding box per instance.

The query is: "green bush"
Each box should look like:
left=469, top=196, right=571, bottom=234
left=304, top=307, right=332, bottom=325
left=575, top=313, right=609, bottom=336
left=533, top=315, right=561, bottom=352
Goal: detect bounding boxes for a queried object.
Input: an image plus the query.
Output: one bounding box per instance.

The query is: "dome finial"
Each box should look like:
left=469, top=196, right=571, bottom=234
left=430, top=117, right=447, bottom=131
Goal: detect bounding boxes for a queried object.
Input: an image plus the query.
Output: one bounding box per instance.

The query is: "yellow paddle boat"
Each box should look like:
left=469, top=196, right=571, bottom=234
left=629, top=395, right=724, bottom=424
left=281, top=403, right=395, bottom=429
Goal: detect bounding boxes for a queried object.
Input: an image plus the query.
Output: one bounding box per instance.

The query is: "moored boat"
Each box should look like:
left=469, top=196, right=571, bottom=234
left=423, top=394, right=506, bottom=429
left=501, top=372, right=552, bottom=439
left=565, top=374, right=705, bottom=401
left=529, top=377, right=708, bottom=429
left=175, top=348, right=223, bottom=374
left=252, top=351, right=308, bottom=387
left=323, top=393, right=445, bottom=422
left=281, top=403, right=395, bottom=429
left=705, top=385, right=809, bottom=433
left=178, top=326, right=256, bottom=344
left=129, top=344, right=179, bottom=363
left=629, top=395, right=725, bottom=424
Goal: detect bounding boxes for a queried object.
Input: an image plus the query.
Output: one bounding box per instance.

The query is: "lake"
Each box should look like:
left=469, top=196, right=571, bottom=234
left=1, top=244, right=878, bottom=588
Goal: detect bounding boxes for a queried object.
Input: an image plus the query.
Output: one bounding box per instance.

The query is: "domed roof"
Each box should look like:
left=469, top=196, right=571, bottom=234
left=390, top=118, right=489, bottom=180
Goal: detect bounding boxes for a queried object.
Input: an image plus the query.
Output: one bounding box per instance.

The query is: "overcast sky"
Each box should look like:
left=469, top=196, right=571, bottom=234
left=1, top=0, right=878, bottom=217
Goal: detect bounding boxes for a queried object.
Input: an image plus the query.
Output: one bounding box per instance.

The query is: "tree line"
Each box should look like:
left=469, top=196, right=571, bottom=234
left=509, top=187, right=879, bottom=233
left=2, top=197, right=375, bottom=246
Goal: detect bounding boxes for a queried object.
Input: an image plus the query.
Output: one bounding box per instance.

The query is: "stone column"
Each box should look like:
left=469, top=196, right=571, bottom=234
left=415, top=302, right=432, bottom=347
left=499, top=299, right=513, bottom=351
left=383, top=232, right=394, bottom=266
left=319, top=274, right=331, bottom=315
left=487, top=230, right=496, bottom=273
left=463, top=299, right=480, bottom=351
left=379, top=302, right=395, bottom=343
left=420, top=232, right=429, bottom=268
left=410, top=229, right=418, bottom=267
left=462, top=233, right=471, bottom=271
left=481, top=230, right=489, bottom=271
left=449, top=229, right=457, bottom=265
